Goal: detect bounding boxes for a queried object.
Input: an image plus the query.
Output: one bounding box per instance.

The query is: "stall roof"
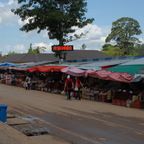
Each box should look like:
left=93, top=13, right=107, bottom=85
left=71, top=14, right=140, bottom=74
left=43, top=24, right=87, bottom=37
left=17, top=61, right=58, bottom=68
left=0, top=62, right=18, bottom=67
left=88, top=70, right=133, bottom=83
left=73, top=59, right=131, bottom=69
left=50, top=57, right=139, bottom=70
left=106, top=57, right=144, bottom=75
left=26, top=65, right=68, bottom=72
left=121, top=57, right=144, bottom=65
left=0, top=50, right=110, bottom=63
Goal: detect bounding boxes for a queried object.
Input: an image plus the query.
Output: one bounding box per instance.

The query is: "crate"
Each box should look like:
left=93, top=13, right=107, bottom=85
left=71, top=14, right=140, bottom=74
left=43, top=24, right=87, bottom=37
left=102, top=95, right=107, bottom=102
left=86, top=94, right=95, bottom=100
left=132, top=100, right=144, bottom=109
left=115, top=99, right=121, bottom=105
left=112, top=99, right=116, bottom=105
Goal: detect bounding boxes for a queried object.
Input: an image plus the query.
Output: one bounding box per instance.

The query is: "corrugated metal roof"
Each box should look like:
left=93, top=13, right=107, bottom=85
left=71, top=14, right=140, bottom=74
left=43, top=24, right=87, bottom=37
left=76, top=59, right=131, bottom=67
left=0, top=50, right=110, bottom=63
left=48, top=59, right=132, bottom=70
left=17, top=61, right=58, bottom=68
left=121, top=57, right=144, bottom=65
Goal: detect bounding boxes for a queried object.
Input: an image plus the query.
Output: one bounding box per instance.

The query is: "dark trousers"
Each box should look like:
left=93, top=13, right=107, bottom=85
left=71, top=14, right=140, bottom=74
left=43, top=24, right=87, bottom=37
left=98, top=94, right=102, bottom=101
left=26, top=83, right=30, bottom=90
left=76, top=87, right=81, bottom=100
left=67, top=89, right=72, bottom=100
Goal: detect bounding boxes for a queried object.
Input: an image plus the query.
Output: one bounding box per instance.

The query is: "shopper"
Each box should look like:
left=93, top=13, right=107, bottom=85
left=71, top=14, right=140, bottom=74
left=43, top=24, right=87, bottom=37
left=74, top=77, right=84, bottom=100
left=64, top=75, right=74, bottom=100
left=25, top=75, right=31, bottom=90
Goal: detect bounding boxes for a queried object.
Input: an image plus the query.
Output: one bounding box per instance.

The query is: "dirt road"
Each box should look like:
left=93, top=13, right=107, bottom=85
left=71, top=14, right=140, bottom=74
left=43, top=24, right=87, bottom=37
left=0, top=84, right=144, bottom=144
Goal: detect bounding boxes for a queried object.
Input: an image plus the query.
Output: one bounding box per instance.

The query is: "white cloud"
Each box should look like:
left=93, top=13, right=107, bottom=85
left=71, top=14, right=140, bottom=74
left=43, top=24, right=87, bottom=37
left=18, top=18, right=44, bottom=38
left=68, top=24, right=111, bottom=50
left=139, top=38, right=144, bottom=44
left=2, top=45, right=11, bottom=55
left=0, top=0, right=18, bottom=25
left=8, top=0, right=15, bottom=5
left=2, top=44, right=26, bottom=55
left=0, top=2, right=4, bottom=8
left=18, top=17, right=34, bottom=26
left=32, top=42, right=54, bottom=53
left=0, top=1, right=112, bottom=54
left=42, top=24, right=110, bottom=50
left=43, top=31, right=49, bottom=38
left=75, top=24, right=103, bottom=41
left=14, top=44, right=26, bottom=53
left=18, top=19, right=25, bottom=26
left=16, top=12, right=111, bottom=51
left=0, top=17, right=2, bottom=23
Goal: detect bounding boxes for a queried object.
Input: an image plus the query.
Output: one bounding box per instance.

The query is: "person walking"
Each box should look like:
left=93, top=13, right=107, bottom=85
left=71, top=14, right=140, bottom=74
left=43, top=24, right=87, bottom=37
left=74, top=77, right=84, bottom=100
left=25, top=75, right=31, bottom=90
left=64, top=75, right=74, bottom=100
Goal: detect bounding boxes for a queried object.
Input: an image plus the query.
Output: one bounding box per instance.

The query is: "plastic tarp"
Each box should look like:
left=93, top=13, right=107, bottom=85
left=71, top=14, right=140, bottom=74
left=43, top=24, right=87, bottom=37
left=132, top=70, right=144, bottom=82
left=85, top=69, right=96, bottom=77
left=102, top=65, right=117, bottom=70
left=138, top=70, right=144, bottom=74
left=122, top=57, right=144, bottom=65
left=132, top=74, right=144, bottom=82
left=61, top=67, right=85, bottom=77
left=60, top=67, right=70, bottom=73
left=0, top=62, right=18, bottom=67
left=61, top=68, right=133, bottom=82
left=88, top=70, right=133, bottom=83
left=105, top=57, right=144, bottom=81
left=27, top=66, right=68, bottom=72
left=106, top=57, right=144, bottom=75
left=106, top=65, right=144, bottom=75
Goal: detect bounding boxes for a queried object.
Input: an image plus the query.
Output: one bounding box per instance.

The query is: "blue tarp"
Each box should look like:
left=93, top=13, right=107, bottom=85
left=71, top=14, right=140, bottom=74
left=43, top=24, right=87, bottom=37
left=0, top=62, right=18, bottom=67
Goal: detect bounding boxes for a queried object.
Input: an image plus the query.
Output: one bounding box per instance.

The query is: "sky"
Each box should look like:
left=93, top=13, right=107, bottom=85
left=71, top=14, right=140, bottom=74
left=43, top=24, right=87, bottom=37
left=0, top=0, right=144, bottom=55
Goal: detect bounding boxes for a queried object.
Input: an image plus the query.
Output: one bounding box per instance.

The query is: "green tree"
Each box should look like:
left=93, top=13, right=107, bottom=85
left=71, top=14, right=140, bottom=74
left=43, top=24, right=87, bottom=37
left=102, top=44, right=113, bottom=51
left=54, top=51, right=66, bottom=60
left=105, top=17, right=142, bottom=55
left=28, top=43, right=33, bottom=53
left=12, top=0, right=94, bottom=59
left=81, top=44, right=86, bottom=50
left=131, top=43, right=144, bottom=56
left=6, top=51, right=19, bottom=56
left=34, top=46, right=46, bottom=53
left=0, top=51, right=2, bottom=57
left=101, top=45, right=123, bottom=57
left=28, top=44, right=46, bottom=53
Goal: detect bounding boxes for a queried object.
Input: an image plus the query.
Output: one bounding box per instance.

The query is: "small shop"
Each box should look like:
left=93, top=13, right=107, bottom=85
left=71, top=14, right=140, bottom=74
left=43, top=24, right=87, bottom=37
left=0, top=60, right=144, bottom=109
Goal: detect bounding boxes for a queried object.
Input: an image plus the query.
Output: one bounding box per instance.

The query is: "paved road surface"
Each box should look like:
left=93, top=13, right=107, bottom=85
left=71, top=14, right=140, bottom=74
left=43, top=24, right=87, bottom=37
left=0, top=84, right=144, bottom=144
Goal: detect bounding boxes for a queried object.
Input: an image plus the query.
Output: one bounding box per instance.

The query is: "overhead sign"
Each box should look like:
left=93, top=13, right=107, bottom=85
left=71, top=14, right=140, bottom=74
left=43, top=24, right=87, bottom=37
left=52, top=45, right=73, bottom=51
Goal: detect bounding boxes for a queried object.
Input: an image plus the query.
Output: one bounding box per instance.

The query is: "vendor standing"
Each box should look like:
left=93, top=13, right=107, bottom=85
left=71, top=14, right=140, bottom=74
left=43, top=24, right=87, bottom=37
left=74, top=77, right=84, bottom=100
left=64, top=75, right=74, bottom=100
left=25, top=75, right=31, bottom=90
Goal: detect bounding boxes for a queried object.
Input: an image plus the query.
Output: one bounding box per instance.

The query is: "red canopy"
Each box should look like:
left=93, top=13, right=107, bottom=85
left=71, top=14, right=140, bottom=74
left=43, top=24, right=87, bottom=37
left=52, top=66, right=68, bottom=72
left=102, top=65, right=117, bottom=70
left=85, top=69, right=96, bottom=77
left=61, top=67, right=85, bottom=77
left=60, top=67, right=70, bottom=73
left=26, top=66, right=40, bottom=72
left=26, top=65, right=133, bottom=83
left=27, top=66, right=68, bottom=72
left=88, top=70, right=133, bottom=83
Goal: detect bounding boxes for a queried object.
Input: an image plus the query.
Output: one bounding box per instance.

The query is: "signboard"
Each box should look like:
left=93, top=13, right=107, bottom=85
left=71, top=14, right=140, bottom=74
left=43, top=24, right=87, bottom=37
left=52, top=45, right=73, bottom=51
